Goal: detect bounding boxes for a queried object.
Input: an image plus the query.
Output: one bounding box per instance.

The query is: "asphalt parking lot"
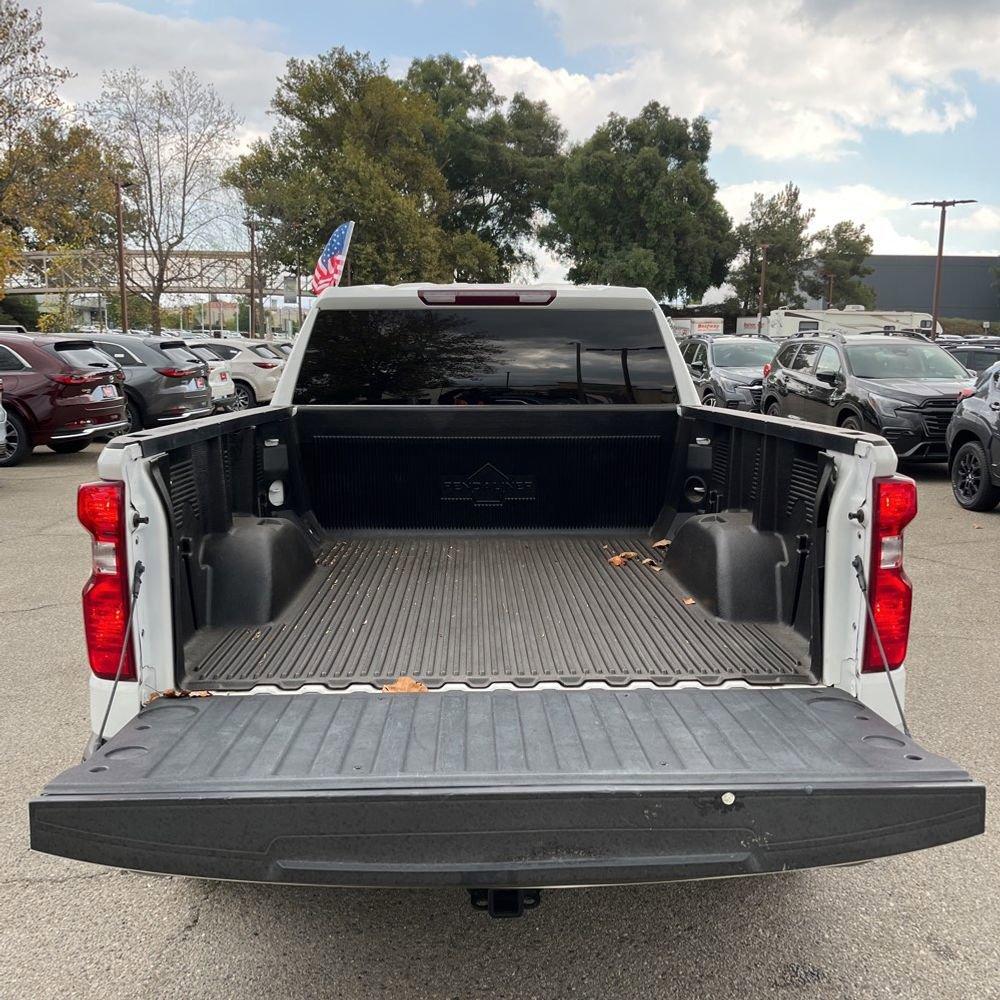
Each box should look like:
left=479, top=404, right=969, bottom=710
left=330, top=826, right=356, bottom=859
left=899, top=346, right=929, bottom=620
left=0, top=445, right=997, bottom=1000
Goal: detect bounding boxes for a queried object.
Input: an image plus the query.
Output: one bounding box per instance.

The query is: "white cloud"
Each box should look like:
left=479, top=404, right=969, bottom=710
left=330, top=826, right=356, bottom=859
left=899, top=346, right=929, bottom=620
left=478, top=0, right=1000, bottom=160
left=37, top=0, right=290, bottom=142
left=717, top=181, right=936, bottom=254
left=937, top=205, right=1000, bottom=234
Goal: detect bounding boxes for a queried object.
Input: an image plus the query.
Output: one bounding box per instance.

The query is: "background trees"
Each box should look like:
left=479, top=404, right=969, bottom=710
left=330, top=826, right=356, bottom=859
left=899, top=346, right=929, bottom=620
left=226, top=49, right=565, bottom=286
left=89, top=68, right=241, bottom=332
left=802, top=221, right=875, bottom=308
left=541, top=104, right=734, bottom=302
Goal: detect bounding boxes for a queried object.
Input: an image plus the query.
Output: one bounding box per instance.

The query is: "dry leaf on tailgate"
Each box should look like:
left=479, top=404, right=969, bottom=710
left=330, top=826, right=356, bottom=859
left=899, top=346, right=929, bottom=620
left=382, top=676, right=429, bottom=694
left=652, top=538, right=670, bottom=549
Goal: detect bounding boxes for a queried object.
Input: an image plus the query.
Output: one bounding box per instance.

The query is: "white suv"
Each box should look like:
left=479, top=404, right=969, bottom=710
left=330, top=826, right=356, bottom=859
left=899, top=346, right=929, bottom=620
left=186, top=338, right=284, bottom=410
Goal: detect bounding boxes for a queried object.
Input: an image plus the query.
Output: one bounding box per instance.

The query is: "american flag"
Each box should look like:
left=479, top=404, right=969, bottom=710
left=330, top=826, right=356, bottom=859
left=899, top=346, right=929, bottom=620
left=311, top=221, right=355, bottom=294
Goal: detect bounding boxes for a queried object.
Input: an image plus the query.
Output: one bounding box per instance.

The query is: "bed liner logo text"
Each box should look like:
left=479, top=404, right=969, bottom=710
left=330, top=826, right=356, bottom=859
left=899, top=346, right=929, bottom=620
left=441, top=464, right=536, bottom=507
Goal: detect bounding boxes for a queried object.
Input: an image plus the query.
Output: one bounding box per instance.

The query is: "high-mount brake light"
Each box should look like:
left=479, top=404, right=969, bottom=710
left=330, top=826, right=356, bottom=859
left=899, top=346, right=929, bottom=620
left=418, top=289, right=557, bottom=306
left=78, top=481, right=135, bottom=681
left=862, top=475, right=917, bottom=672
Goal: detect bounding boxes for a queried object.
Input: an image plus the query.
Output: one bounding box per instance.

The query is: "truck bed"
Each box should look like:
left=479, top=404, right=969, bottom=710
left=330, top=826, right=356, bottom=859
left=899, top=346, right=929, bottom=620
left=183, top=532, right=811, bottom=691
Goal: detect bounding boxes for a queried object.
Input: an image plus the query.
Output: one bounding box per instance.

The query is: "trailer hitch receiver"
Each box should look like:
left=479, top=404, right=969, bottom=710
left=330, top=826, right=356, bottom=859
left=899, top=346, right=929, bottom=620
left=469, top=888, right=542, bottom=919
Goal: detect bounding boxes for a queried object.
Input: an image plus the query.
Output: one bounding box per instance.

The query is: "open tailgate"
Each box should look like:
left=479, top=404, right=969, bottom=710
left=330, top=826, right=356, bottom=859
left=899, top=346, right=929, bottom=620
left=30, top=689, right=984, bottom=887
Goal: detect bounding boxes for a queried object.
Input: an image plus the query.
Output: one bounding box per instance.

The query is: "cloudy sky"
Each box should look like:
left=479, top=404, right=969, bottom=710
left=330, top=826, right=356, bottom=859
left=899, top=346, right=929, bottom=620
left=36, top=0, right=1000, bottom=272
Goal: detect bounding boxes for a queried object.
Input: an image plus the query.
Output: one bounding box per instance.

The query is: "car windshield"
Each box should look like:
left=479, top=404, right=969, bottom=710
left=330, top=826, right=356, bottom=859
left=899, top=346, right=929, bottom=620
left=845, top=343, right=969, bottom=380
left=712, top=341, right=775, bottom=367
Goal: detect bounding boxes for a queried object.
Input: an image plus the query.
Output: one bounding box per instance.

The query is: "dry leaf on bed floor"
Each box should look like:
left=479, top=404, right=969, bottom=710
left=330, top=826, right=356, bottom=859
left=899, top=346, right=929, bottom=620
left=650, top=565, right=663, bottom=573
left=652, top=538, right=670, bottom=549
left=146, top=689, right=212, bottom=703
left=608, top=550, right=639, bottom=566
left=382, top=676, right=429, bottom=693
left=682, top=597, right=696, bottom=606
left=641, top=557, right=656, bottom=566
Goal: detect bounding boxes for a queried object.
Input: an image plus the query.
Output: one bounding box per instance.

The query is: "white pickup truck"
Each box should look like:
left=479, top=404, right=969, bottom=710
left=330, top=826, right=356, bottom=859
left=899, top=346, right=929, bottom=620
left=30, top=284, right=983, bottom=917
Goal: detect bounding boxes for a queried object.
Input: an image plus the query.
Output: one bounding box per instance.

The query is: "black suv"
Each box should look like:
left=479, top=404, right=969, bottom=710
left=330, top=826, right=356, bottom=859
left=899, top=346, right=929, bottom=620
left=677, top=334, right=775, bottom=410
left=944, top=339, right=1000, bottom=375
left=946, top=360, right=1000, bottom=510
left=761, top=332, right=975, bottom=460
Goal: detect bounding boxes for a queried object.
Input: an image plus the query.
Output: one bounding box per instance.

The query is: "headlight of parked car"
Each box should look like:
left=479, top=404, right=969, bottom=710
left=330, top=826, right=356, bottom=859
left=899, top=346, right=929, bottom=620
left=867, top=393, right=904, bottom=416
left=718, top=377, right=746, bottom=394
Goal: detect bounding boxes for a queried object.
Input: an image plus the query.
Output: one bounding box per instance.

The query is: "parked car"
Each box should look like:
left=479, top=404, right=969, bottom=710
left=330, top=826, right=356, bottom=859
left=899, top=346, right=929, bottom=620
left=185, top=337, right=284, bottom=409
left=0, top=333, right=127, bottom=466
left=272, top=339, right=295, bottom=357
left=88, top=334, right=213, bottom=434
left=182, top=341, right=237, bottom=412
left=761, top=332, right=975, bottom=461
left=946, top=360, right=1000, bottom=511
left=944, top=339, right=1000, bottom=375
left=0, top=377, right=5, bottom=452
left=677, top=334, right=774, bottom=410
left=30, top=285, right=984, bottom=910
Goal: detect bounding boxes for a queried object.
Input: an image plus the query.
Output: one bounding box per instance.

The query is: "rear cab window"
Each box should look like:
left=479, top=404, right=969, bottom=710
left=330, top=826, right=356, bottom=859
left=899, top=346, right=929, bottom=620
left=294, top=307, right=677, bottom=405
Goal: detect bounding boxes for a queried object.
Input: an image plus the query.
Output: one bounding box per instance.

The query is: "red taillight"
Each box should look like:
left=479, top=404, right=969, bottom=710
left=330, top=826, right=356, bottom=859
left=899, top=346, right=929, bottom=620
left=762, top=362, right=772, bottom=378
left=49, top=371, right=104, bottom=385
left=862, top=475, right=917, bottom=672
left=219, top=371, right=228, bottom=380
left=155, top=366, right=199, bottom=378
left=958, top=387, right=974, bottom=399
left=78, top=481, right=135, bottom=681
left=253, top=361, right=279, bottom=369
left=418, top=289, right=556, bottom=306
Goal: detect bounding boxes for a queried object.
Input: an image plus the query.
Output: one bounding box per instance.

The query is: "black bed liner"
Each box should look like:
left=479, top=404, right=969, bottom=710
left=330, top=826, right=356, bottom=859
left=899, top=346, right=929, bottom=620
left=31, top=689, right=985, bottom=887
left=183, top=534, right=811, bottom=691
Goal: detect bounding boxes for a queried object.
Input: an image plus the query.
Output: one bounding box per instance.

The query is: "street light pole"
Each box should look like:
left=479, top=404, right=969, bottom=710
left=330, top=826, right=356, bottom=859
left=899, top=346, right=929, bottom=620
left=911, top=198, right=976, bottom=339
left=113, top=179, right=132, bottom=332
left=823, top=272, right=835, bottom=309
left=755, top=244, right=770, bottom=334
left=247, top=217, right=258, bottom=338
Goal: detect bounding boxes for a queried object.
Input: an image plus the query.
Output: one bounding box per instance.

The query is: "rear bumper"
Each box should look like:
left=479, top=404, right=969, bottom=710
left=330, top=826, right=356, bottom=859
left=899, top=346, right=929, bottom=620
left=50, top=419, right=128, bottom=441
left=30, top=780, right=984, bottom=888
left=29, top=689, right=985, bottom=888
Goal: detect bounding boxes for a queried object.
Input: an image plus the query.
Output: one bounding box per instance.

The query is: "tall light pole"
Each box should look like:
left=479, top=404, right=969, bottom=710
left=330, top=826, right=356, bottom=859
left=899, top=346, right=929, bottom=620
left=113, top=179, right=133, bottom=332
left=755, top=243, right=770, bottom=334
left=246, top=216, right=258, bottom=338
left=911, top=198, right=976, bottom=339
left=822, top=271, right=835, bottom=309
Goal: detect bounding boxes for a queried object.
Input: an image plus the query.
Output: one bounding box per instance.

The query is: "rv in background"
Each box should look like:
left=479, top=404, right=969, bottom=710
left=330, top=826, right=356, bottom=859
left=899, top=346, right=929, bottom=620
left=765, top=306, right=941, bottom=340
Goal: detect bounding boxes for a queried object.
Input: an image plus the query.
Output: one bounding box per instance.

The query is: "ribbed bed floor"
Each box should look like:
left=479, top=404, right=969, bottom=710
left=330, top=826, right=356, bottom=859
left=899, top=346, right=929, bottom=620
left=183, top=535, right=813, bottom=691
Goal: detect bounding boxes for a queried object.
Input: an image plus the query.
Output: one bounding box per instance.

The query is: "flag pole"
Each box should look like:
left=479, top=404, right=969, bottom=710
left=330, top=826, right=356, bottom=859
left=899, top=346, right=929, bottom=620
left=342, top=221, right=355, bottom=287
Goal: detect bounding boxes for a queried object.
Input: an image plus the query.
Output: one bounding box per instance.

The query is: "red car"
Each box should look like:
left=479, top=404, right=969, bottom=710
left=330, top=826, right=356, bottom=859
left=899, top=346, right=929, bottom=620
left=0, top=333, right=128, bottom=466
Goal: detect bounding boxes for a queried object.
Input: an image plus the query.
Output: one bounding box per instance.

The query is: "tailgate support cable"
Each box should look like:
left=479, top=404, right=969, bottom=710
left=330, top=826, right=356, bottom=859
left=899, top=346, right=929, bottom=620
left=96, top=561, right=145, bottom=747
left=851, top=555, right=910, bottom=737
